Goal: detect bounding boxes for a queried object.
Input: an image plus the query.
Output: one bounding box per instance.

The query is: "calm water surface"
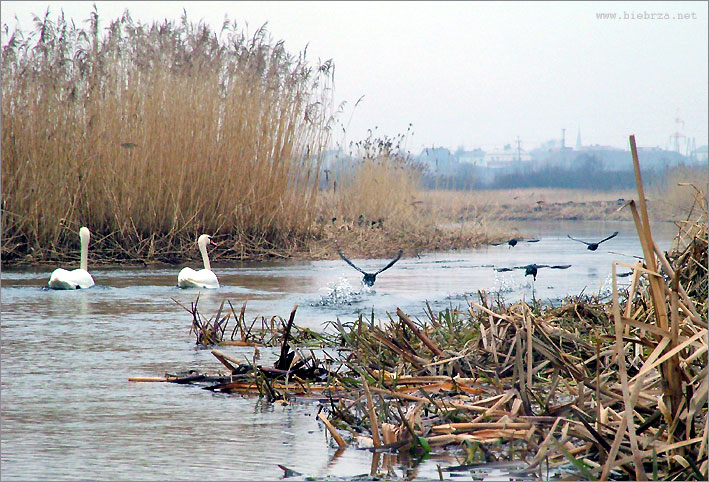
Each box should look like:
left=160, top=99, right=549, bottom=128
left=1, top=220, right=679, bottom=480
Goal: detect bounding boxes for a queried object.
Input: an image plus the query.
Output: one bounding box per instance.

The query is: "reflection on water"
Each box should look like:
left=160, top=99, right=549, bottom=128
left=1, top=220, right=678, bottom=480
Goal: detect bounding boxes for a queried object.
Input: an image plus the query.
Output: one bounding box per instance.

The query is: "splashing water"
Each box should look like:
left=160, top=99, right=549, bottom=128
left=313, top=277, right=363, bottom=306
left=492, top=274, right=515, bottom=293
left=599, top=275, right=614, bottom=297
left=599, top=273, right=636, bottom=298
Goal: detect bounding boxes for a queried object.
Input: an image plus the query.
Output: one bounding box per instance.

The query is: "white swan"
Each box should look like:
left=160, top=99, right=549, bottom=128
left=48, top=226, right=95, bottom=290
left=178, top=234, right=219, bottom=289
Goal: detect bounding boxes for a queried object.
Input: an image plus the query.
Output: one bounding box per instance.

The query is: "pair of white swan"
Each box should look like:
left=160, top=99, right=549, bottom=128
left=48, top=229, right=219, bottom=290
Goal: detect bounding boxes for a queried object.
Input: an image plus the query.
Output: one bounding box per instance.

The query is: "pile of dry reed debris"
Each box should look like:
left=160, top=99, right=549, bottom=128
left=133, top=137, right=707, bottom=480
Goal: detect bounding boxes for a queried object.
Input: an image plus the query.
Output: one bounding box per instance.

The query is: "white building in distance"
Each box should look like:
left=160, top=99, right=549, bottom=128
left=482, top=145, right=532, bottom=166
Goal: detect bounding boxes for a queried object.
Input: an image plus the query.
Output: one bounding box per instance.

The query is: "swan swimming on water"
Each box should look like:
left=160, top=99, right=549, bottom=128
left=48, top=226, right=95, bottom=290
left=178, top=234, right=219, bottom=289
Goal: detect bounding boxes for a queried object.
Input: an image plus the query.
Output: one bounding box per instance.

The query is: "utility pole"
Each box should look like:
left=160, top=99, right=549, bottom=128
left=687, top=137, right=695, bottom=159
left=561, top=128, right=566, bottom=149
left=516, top=136, right=521, bottom=161
left=671, top=115, right=686, bottom=153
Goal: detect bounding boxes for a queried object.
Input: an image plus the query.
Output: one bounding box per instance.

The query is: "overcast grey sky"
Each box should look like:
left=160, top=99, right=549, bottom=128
left=1, top=1, right=707, bottom=153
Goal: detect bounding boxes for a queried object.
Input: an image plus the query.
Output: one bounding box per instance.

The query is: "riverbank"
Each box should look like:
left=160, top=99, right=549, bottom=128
left=3, top=185, right=694, bottom=268
left=421, top=186, right=700, bottom=223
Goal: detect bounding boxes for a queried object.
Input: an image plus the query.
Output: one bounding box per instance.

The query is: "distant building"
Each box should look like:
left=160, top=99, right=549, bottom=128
left=693, top=145, right=708, bottom=163
left=417, top=147, right=457, bottom=174
left=483, top=145, right=532, bottom=164
left=456, top=148, right=486, bottom=165
left=580, top=144, right=624, bottom=152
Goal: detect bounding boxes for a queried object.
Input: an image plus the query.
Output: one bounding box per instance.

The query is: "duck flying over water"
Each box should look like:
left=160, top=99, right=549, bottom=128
left=491, top=238, right=541, bottom=248
left=337, top=249, right=403, bottom=287
left=567, top=231, right=619, bottom=251
left=495, top=263, right=571, bottom=281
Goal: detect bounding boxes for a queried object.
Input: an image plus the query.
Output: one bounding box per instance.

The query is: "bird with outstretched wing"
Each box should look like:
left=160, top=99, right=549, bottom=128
left=491, top=238, right=541, bottom=248
left=495, top=263, right=571, bottom=280
left=567, top=231, right=619, bottom=251
left=337, top=249, right=404, bottom=287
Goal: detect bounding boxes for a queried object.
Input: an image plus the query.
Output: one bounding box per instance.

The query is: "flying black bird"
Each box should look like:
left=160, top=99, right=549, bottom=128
left=337, top=249, right=403, bottom=287
left=491, top=238, right=541, bottom=248
left=567, top=231, right=619, bottom=251
left=495, top=263, right=571, bottom=280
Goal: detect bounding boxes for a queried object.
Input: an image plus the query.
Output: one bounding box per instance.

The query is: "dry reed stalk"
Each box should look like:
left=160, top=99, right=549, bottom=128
left=359, top=380, right=381, bottom=450
left=653, top=241, right=704, bottom=326
left=432, top=422, right=532, bottom=433
left=612, top=262, right=648, bottom=480
left=627, top=200, right=668, bottom=330
left=219, top=340, right=263, bottom=347
left=525, top=308, right=533, bottom=391
left=368, top=387, right=429, bottom=403
left=317, top=412, right=348, bottom=447
left=211, top=349, right=242, bottom=373
left=369, top=451, right=380, bottom=477
left=396, top=308, right=444, bottom=358
left=629, top=136, right=686, bottom=441
left=526, top=417, right=562, bottom=469
left=624, top=262, right=643, bottom=324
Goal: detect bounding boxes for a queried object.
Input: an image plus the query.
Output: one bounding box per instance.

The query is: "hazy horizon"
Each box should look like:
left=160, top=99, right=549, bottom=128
left=1, top=1, right=707, bottom=154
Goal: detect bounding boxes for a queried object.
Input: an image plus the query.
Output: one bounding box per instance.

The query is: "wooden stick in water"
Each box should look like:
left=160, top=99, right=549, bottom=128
left=318, top=412, right=348, bottom=447
left=397, top=308, right=443, bottom=357
left=432, top=422, right=532, bottom=433
left=211, top=349, right=240, bottom=372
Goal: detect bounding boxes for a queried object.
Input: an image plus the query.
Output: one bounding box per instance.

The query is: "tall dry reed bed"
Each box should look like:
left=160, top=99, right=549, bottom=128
left=2, top=9, right=336, bottom=264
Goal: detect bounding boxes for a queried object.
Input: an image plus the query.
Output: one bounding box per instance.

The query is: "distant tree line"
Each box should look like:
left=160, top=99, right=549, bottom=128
left=487, top=160, right=637, bottom=191
left=421, top=157, right=688, bottom=191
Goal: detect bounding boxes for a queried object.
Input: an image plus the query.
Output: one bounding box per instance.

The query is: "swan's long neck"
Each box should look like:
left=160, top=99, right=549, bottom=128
left=79, top=230, right=90, bottom=271
left=199, top=240, right=211, bottom=271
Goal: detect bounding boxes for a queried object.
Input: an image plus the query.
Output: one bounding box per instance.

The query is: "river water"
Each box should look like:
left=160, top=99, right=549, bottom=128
left=1, top=220, right=679, bottom=480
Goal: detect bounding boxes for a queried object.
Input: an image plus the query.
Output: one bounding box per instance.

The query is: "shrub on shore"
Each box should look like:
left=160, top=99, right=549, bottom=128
left=310, top=131, right=500, bottom=259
